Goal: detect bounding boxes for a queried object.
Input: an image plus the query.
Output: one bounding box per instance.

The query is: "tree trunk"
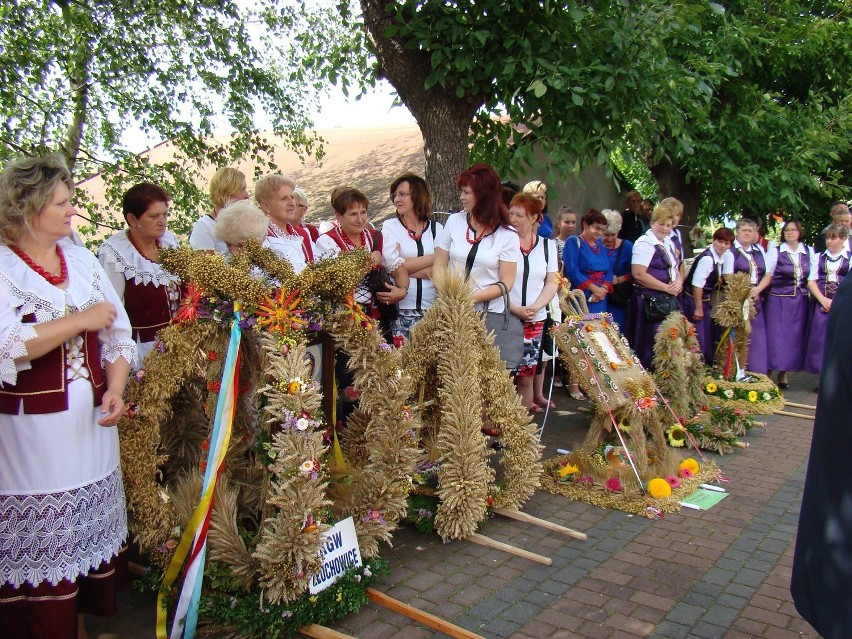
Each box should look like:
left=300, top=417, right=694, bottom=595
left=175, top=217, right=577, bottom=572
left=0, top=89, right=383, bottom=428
left=60, top=31, right=94, bottom=172
left=650, top=157, right=703, bottom=255
left=360, top=0, right=485, bottom=214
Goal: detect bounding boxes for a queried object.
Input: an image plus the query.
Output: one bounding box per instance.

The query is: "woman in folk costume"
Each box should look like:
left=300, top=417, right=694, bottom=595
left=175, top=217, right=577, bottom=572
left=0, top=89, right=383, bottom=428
left=254, top=173, right=314, bottom=274
left=0, top=156, right=136, bottom=638
left=506, top=193, right=558, bottom=412
left=731, top=217, right=775, bottom=374
left=626, top=205, right=682, bottom=369
left=683, top=227, right=734, bottom=364
left=98, top=183, right=181, bottom=366
left=381, top=173, right=443, bottom=345
left=804, top=223, right=850, bottom=376
left=765, top=219, right=811, bottom=388
left=561, top=208, right=613, bottom=314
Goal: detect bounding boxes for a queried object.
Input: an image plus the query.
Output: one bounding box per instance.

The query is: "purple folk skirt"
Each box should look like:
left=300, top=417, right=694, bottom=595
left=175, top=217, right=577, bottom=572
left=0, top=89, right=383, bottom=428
left=745, top=296, right=769, bottom=374
left=765, top=293, right=809, bottom=372
left=804, top=300, right=830, bottom=374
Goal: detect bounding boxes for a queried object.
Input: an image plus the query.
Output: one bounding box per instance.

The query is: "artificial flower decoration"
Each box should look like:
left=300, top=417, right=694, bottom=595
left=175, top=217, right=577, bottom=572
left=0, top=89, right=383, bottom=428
left=705, top=382, right=718, bottom=394
left=648, top=477, right=672, bottom=499
left=605, top=477, right=623, bottom=492
left=679, top=457, right=700, bottom=475
left=679, top=467, right=695, bottom=478
left=256, top=288, right=308, bottom=336
left=288, top=378, right=304, bottom=395
left=724, top=389, right=734, bottom=398
left=748, top=390, right=758, bottom=402
left=343, top=292, right=373, bottom=329
left=665, top=475, right=681, bottom=488
left=635, top=396, right=658, bottom=411
left=557, top=463, right=580, bottom=479
left=174, top=283, right=203, bottom=324
left=666, top=424, right=687, bottom=448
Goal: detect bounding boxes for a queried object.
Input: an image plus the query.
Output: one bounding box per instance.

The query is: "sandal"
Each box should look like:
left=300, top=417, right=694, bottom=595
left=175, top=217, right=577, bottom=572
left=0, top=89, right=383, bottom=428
left=569, top=390, right=586, bottom=401
left=534, top=398, right=556, bottom=409
left=528, top=404, right=543, bottom=414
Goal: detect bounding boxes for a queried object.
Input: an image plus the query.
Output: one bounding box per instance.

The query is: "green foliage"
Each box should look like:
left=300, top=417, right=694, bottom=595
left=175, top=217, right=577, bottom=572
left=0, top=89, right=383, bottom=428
left=198, top=558, right=387, bottom=638
left=0, top=0, right=324, bottom=240
left=402, top=494, right=438, bottom=534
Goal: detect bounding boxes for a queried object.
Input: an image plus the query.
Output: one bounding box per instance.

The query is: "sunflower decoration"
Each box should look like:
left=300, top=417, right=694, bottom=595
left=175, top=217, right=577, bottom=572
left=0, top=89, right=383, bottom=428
left=256, top=287, right=308, bottom=337
left=705, top=382, right=718, bottom=394
left=666, top=423, right=687, bottom=448
left=748, top=390, right=758, bottom=402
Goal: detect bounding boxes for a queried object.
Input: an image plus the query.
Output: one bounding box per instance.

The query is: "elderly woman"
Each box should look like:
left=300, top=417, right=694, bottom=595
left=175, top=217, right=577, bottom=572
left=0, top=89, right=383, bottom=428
left=731, top=217, right=774, bottom=374
left=507, top=193, right=558, bottom=412
left=601, top=209, right=633, bottom=331
left=683, top=227, right=734, bottom=363
left=98, top=183, right=181, bottom=365
left=765, top=219, right=811, bottom=387
left=254, top=174, right=314, bottom=274
left=0, top=156, right=136, bottom=638
left=214, top=201, right=270, bottom=254
left=562, top=209, right=613, bottom=315
left=381, top=173, right=443, bottom=345
left=522, top=180, right=553, bottom=239
left=626, top=205, right=683, bottom=368
left=189, top=167, right=249, bottom=255
left=294, top=187, right=319, bottom=242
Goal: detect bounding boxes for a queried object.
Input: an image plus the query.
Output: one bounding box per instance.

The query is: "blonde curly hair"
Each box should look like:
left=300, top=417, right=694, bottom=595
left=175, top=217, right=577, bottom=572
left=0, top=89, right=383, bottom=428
left=0, top=155, right=74, bottom=244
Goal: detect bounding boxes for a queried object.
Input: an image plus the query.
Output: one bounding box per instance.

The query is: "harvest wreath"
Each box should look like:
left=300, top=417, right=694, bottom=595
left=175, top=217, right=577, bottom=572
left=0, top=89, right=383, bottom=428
left=118, top=240, right=420, bottom=637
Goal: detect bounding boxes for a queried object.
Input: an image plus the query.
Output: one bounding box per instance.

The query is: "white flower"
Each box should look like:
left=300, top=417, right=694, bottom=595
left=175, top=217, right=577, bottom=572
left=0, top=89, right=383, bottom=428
left=724, top=389, right=734, bottom=398
left=296, top=418, right=311, bottom=431
left=300, top=460, right=315, bottom=474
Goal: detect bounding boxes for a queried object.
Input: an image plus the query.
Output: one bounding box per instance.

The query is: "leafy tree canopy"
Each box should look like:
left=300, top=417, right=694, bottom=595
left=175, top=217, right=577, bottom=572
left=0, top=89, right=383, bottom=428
left=0, top=0, right=332, bottom=239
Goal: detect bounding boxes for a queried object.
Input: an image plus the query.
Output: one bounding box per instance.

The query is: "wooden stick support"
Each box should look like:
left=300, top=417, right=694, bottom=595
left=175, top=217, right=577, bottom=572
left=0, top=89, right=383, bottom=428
left=468, top=532, right=552, bottom=565
left=775, top=410, right=815, bottom=421
left=298, top=624, right=358, bottom=639
left=367, top=588, right=486, bottom=639
left=785, top=401, right=816, bottom=411
left=493, top=508, right=588, bottom=541
left=734, top=441, right=749, bottom=448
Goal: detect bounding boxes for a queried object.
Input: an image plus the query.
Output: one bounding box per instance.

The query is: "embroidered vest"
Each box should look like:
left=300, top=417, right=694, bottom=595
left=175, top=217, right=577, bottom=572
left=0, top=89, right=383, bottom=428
left=124, top=279, right=173, bottom=343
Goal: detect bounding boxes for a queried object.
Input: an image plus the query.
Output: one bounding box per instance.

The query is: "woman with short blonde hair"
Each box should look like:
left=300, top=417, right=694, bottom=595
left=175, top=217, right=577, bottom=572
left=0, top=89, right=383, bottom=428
left=189, top=167, right=249, bottom=254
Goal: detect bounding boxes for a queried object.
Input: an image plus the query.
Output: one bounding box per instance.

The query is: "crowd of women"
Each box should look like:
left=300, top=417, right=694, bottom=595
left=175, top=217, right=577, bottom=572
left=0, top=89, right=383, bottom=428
left=0, top=152, right=847, bottom=637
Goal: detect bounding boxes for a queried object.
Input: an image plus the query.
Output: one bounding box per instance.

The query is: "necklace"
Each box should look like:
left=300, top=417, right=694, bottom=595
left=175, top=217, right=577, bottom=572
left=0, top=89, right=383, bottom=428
left=401, top=216, right=425, bottom=240
left=335, top=227, right=369, bottom=251
left=520, top=235, right=538, bottom=256
left=11, top=244, right=68, bottom=285
left=465, top=215, right=493, bottom=245
left=585, top=236, right=600, bottom=254
left=127, top=229, right=161, bottom=262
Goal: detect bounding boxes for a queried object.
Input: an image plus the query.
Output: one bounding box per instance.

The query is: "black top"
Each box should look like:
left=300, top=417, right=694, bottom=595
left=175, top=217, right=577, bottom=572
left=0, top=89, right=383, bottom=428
left=791, top=273, right=852, bottom=639
left=619, top=210, right=648, bottom=244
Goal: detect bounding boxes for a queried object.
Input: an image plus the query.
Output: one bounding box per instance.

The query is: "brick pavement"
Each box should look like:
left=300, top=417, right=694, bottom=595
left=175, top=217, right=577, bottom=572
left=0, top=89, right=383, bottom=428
left=90, top=372, right=821, bottom=638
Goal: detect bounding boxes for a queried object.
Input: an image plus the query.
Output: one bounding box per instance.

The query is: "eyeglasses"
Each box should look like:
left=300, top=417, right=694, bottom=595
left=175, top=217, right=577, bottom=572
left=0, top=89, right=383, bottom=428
left=392, top=191, right=410, bottom=199
left=297, top=204, right=307, bottom=209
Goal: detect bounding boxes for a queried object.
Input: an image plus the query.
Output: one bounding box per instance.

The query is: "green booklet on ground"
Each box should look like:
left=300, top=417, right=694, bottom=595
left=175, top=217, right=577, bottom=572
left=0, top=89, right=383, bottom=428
left=680, top=488, right=729, bottom=510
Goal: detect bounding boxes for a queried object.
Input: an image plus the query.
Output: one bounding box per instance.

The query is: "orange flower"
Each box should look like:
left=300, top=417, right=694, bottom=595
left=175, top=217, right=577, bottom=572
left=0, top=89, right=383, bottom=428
left=174, top=284, right=203, bottom=324
left=584, top=325, right=593, bottom=332
left=670, top=327, right=678, bottom=339
left=610, top=362, right=618, bottom=370
left=256, top=288, right=307, bottom=336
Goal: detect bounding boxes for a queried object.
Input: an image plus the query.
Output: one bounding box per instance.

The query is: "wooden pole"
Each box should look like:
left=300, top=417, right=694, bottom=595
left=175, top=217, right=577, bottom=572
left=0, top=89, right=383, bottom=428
left=775, top=410, right=815, bottom=421
left=492, top=508, right=588, bottom=541
left=367, top=588, right=486, bottom=639
left=467, top=532, right=552, bottom=565
left=298, top=624, right=358, bottom=639
left=734, top=441, right=749, bottom=448
left=785, top=401, right=816, bottom=411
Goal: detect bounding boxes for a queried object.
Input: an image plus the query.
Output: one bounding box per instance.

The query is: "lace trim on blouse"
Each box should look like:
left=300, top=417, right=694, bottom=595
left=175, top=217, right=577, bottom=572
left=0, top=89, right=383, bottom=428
left=98, top=231, right=179, bottom=287
left=0, top=323, right=37, bottom=386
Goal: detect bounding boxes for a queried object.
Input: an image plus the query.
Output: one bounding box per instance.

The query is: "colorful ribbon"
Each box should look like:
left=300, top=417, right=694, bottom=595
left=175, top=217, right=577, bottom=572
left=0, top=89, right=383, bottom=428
left=157, top=305, right=243, bottom=639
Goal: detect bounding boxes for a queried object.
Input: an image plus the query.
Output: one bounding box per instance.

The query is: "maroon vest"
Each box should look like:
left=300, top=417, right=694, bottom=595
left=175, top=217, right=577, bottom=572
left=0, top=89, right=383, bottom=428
left=0, top=315, right=106, bottom=415
left=124, top=279, right=173, bottom=343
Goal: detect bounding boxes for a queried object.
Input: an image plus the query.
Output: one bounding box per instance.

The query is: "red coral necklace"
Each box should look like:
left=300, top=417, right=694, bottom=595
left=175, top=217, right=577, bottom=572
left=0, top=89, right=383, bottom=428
left=10, top=244, right=68, bottom=285
left=127, top=229, right=161, bottom=262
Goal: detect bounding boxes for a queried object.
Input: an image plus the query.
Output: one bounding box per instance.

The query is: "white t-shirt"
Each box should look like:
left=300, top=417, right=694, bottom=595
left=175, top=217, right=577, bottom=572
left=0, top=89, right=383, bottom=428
left=691, top=247, right=734, bottom=289
left=189, top=214, right=229, bottom=255
left=509, top=236, right=558, bottom=322
left=733, top=240, right=774, bottom=283
left=632, top=230, right=678, bottom=282
left=435, top=212, right=521, bottom=313
left=381, top=217, right=443, bottom=311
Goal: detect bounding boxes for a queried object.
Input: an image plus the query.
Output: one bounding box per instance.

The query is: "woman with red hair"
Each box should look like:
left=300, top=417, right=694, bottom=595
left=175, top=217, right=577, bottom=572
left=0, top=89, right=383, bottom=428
left=507, top=193, right=558, bottom=411
left=435, top=163, right=521, bottom=369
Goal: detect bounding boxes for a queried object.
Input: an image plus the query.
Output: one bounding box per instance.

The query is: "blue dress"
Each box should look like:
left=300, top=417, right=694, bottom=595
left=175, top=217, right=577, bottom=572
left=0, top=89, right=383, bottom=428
left=562, top=235, right=613, bottom=314
left=605, top=239, right=633, bottom=330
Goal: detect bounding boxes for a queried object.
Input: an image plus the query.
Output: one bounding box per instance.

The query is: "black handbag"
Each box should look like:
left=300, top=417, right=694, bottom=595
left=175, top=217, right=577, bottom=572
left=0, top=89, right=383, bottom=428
left=366, top=266, right=399, bottom=322
left=642, top=293, right=680, bottom=323
left=484, top=282, right=524, bottom=369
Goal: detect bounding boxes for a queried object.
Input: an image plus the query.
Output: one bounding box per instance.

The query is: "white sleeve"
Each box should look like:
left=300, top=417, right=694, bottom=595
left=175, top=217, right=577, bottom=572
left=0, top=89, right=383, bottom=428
left=546, top=239, right=558, bottom=274
left=691, top=255, right=714, bottom=289
left=435, top=214, right=458, bottom=251
left=314, top=235, right=341, bottom=260
left=721, top=251, right=735, bottom=275
left=764, top=245, right=778, bottom=275
left=96, top=243, right=127, bottom=301
left=808, top=252, right=821, bottom=281
left=0, top=293, right=37, bottom=387
left=381, top=222, right=405, bottom=273
left=631, top=238, right=655, bottom=266
left=189, top=217, right=214, bottom=251
left=499, top=228, right=521, bottom=263
left=92, top=259, right=137, bottom=367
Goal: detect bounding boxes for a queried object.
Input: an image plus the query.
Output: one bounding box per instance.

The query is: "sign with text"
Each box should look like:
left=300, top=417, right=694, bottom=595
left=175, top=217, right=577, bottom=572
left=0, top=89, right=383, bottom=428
left=308, top=516, right=362, bottom=594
